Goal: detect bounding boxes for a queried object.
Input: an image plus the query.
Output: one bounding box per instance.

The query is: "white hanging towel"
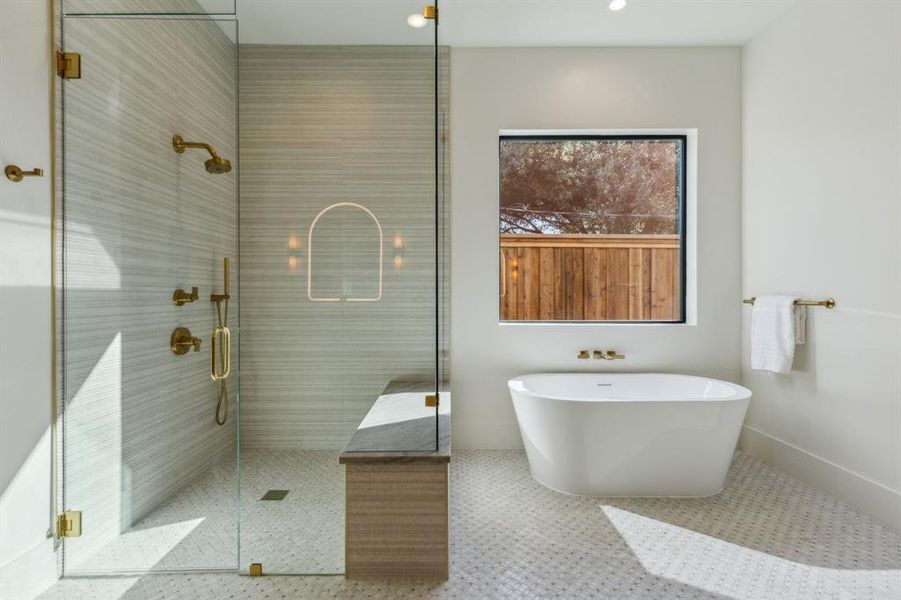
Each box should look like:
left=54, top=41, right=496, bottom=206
left=750, top=295, right=805, bottom=374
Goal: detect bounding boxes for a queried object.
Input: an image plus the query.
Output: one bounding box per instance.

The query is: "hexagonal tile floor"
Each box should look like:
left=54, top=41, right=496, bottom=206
left=32, top=450, right=901, bottom=600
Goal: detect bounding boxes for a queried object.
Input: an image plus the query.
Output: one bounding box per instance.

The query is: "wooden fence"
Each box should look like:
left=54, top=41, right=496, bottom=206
left=500, top=234, right=681, bottom=321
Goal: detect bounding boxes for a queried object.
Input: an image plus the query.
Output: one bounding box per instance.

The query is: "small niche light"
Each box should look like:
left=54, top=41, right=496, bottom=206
left=407, top=13, right=428, bottom=28
left=393, top=234, right=404, bottom=250
left=288, top=256, right=298, bottom=271
left=609, top=0, right=626, bottom=11
left=288, top=235, right=300, bottom=250
left=394, top=255, right=404, bottom=269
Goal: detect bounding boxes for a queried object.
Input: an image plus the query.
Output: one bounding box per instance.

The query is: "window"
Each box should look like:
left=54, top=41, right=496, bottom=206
left=499, top=134, right=686, bottom=323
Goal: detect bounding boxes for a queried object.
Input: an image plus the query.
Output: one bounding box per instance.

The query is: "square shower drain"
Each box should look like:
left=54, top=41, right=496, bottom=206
left=260, top=489, right=289, bottom=501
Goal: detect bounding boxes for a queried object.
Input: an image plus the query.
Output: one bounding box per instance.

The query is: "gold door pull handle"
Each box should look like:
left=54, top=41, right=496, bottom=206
left=5, top=165, right=44, bottom=182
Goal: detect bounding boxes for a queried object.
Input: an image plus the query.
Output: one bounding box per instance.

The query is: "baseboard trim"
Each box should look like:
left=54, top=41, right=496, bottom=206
left=739, top=425, right=901, bottom=532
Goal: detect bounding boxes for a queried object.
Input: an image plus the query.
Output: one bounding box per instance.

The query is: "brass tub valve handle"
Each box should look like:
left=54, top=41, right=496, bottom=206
left=171, top=327, right=202, bottom=355
left=578, top=350, right=590, bottom=359
left=606, top=350, right=625, bottom=360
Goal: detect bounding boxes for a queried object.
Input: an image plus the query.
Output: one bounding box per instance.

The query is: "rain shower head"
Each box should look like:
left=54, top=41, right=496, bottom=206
left=172, top=134, right=232, bottom=174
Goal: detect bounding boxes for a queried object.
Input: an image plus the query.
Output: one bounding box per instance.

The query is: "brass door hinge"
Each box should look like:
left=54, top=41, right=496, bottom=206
left=425, top=394, right=438, bottom=408
left=58, top=511, right=82, bottom=538
left=57, top=51, right=81, bottom=79
left=249, top=563, right=263, bottom=576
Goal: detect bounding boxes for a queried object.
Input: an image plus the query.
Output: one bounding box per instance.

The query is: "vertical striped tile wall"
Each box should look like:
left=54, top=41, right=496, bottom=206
left=239, top=46, right=449, bottom=450
left=60, top=15, right=238, bottom=570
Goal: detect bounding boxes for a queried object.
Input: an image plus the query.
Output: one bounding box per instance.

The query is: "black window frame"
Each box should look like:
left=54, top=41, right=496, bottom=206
left=498, top=133, right=688, bottom=324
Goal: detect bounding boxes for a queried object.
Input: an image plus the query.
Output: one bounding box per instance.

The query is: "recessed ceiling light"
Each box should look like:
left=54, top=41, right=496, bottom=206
left=609, top=0, right=627, bottom=11
left=407, top=13, right=428, bottom=28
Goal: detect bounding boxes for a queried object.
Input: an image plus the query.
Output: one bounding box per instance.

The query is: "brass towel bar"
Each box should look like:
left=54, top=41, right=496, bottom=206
left=742, top=297, right=836, bottom=309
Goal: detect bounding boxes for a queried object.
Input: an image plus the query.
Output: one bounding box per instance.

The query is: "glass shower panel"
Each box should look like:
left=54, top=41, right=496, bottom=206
left=336, top=42, right=440, bottom=453
left=438, top=22, right=451, bottom=443
left=63, top=0, right=236, bottom=16
left=236, top=1, right=441, bottom=575
left=59, top=14, right=239, bottom=574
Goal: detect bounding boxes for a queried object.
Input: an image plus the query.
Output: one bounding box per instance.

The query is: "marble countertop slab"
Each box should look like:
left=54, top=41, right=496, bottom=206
left=339, top=379, right=451, bottom=464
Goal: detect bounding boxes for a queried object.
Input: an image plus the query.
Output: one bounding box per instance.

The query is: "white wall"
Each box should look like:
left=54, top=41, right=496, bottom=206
left=741, top=2, right=901, bottom=531
left=0, top=1, right=59, bottom=598
left=450, top=47, right=743, bottom=448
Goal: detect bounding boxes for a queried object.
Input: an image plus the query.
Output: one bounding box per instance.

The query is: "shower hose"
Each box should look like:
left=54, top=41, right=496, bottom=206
left=214, top=297, right=229, bottom=426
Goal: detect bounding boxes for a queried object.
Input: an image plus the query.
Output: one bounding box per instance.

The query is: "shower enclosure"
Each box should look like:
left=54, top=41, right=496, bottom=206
left=55, top=0, right=447, bottom=576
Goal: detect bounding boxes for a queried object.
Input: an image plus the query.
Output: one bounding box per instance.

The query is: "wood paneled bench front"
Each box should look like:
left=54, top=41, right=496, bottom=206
left=338, top=379, right=451, bottom=580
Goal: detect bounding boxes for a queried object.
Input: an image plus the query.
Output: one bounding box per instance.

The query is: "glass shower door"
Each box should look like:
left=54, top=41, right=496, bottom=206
left=235, top=1, right=445, bottom=575
left=58, top=10, right=240, bottom=574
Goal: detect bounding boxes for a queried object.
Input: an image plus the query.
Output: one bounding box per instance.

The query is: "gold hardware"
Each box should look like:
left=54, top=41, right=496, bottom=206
left=425, top=394, right=438, bottom=408
left=593, top=350, right=606, bottom=360
left=577, top=350, right=590, bottom=359
left=743, top=297, right=835, bottom=309
left=423, top=4, right=437, bottom=21
left=212, top=258, right=231, bottom=425
left=170, top=327, right=202, bottom=354
left=605, top=350, right=625, bottom=360
left=172, top=134, right=232, bottom=174
left=211, top=326, right=231, bottom=381
left=57, top=511, right=82, bottom=538
left=5, top=165, right=44, bottom=182
left=56, top=51, right=81, bottom=79
left=172, top=286, right=199, bottom=306
left=249, top=563, right=263, bottom=577
left=209, top=255, right=231, bottom=302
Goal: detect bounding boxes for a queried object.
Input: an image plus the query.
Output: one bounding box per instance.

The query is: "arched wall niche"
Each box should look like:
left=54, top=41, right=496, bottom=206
left=307, top=202, right=384, bottom=302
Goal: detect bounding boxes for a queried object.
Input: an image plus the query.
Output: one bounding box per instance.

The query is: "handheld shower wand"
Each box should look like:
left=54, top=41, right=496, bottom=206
left=211, top=257, right=231, bottom=425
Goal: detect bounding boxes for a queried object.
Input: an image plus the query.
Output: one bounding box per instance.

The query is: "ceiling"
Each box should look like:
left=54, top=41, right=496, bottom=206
left=228, top=0, right=797, bottom=47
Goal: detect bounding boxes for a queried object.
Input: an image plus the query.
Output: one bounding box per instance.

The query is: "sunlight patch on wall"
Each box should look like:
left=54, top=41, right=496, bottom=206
left=65, top=333, right=122, bottom=571
left=65, top=220, right=121, bottom=290
left=0, top=210, right=50, bottom=288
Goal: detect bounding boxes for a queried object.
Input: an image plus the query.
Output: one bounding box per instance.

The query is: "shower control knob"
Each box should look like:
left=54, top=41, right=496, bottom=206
left=171, top=327, right=202, bottom=355
left=173, top=286, right=199, bottom=306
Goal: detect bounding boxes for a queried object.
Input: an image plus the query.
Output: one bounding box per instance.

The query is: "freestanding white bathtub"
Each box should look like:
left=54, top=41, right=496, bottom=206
left=508, top=373, right=751, bottom=497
